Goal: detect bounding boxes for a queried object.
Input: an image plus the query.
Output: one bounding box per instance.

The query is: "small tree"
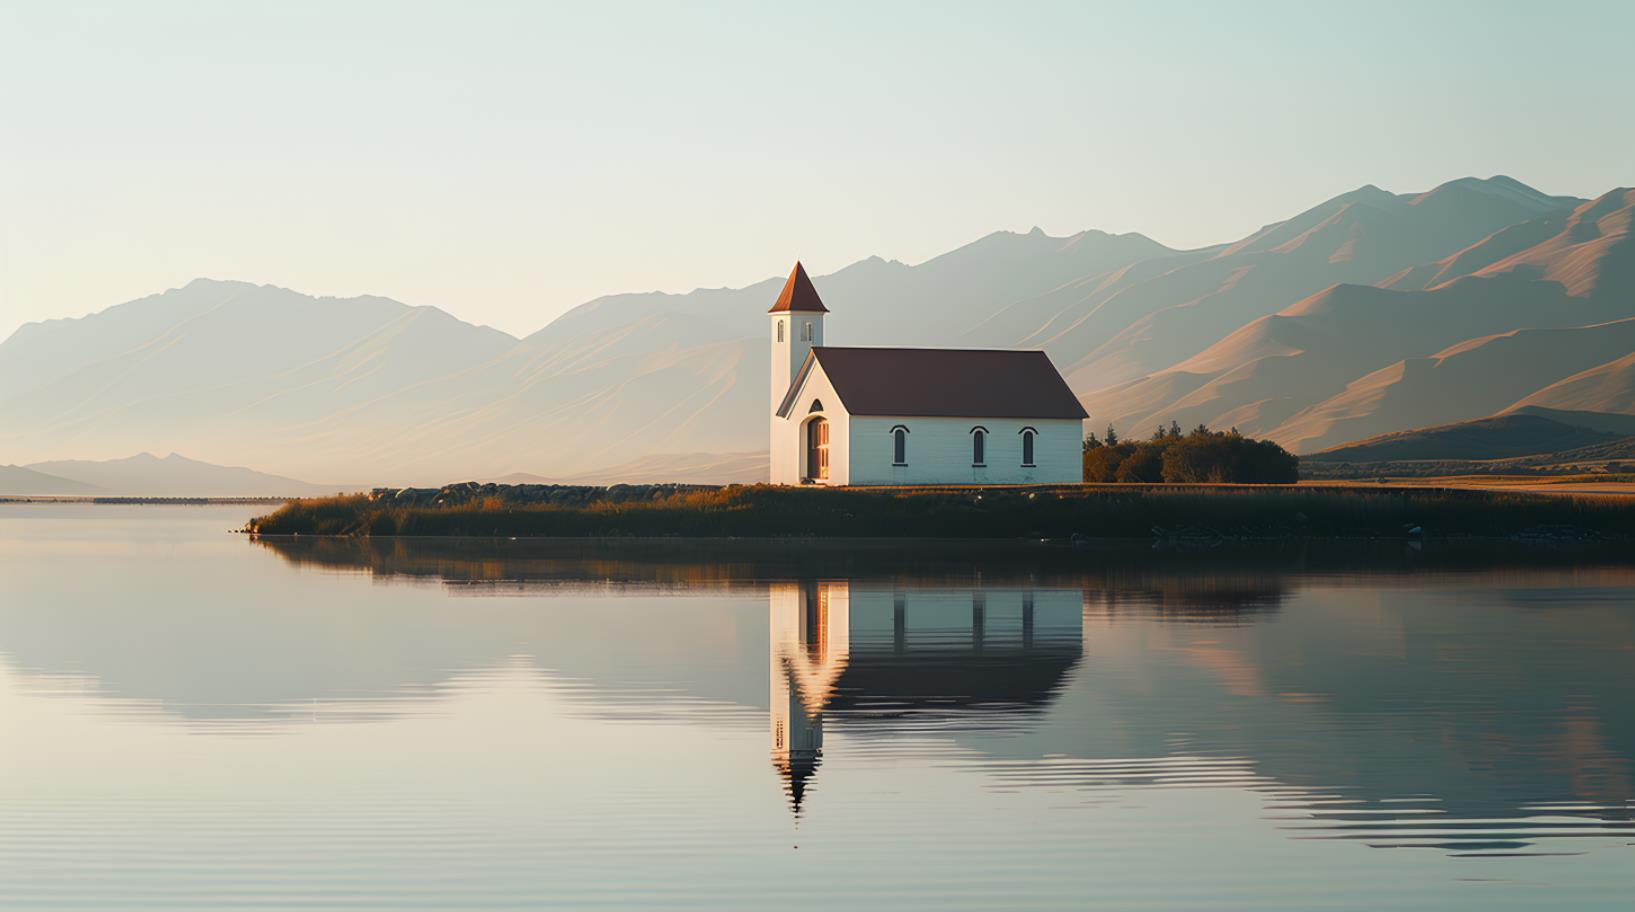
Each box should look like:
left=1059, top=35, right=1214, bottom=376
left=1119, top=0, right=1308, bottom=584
left=1168, top=420, right=1183, bottom=439
left=1082, top=431, right=1101, bottom=451
left=1105, top=425, right=1119, bottom=446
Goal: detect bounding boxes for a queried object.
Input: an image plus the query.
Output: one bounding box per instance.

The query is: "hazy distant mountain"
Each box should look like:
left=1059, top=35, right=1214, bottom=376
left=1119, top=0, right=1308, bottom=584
left=487, top=451, right=768, bottom=486
left=1001, top=176, right=1584, bottom=392
left=0, top=229, right=1168, bottom=482
left=0, top=280, right=514, bottom=471
left=1305, top=413, right=1626, bottom=463
left=1502, top=405, right=1635, bottom=437
left=0, top=465, right=102, bottom=495
left=1082, top=188, right=1635, bottom=452
left=1512, top=351, right=1635, bottom=415
left=23, top=453, right=338, bottom=497
left=529, top=227, right=1174, bottom=352
left=5, top=178, right=1633, bottom=481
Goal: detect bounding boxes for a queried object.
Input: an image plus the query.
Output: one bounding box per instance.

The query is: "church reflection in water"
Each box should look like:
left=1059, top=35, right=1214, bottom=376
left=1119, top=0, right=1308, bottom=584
left=769, top=580, right=1084, bottom=814
left=91, top=534, right=1634, bottom=855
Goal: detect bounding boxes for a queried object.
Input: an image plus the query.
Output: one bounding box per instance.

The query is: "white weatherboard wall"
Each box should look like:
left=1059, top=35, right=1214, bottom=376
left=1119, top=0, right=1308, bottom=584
left=848, top=417, right=1081, bottom=485
left=771, top=366, right=850, bottom=485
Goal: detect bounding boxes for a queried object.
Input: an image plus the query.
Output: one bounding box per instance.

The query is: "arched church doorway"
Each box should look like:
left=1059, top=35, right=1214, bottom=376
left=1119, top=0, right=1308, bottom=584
left=805, top=416, right=829, bottom=481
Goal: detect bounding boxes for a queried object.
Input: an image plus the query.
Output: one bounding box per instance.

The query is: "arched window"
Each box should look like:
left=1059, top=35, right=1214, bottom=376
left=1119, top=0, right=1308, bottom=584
left=1019, top=427, right=1037, bottom=466
left=970, top=426, right=987, bottom=466
left=808, top=399, right=823, bottom=413
left=777, top=320, right=784, bottom=342
left=891, top=425, right=909, bottom=465
left=801, top=321, right=813, bottom=342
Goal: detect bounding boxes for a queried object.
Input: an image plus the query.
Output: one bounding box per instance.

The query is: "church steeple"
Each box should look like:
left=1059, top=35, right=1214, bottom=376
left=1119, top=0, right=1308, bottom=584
left=768, top=261, right=829, bottom=313
left=769, top=262, right=828, bottom=465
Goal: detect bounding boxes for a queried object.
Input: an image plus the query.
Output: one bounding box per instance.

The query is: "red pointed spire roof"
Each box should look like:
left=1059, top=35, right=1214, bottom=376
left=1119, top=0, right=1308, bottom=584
left=768, top=261, right=829, bottom=314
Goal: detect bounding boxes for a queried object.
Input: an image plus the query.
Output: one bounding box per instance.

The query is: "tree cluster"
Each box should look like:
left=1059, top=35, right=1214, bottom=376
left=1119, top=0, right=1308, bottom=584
left=1082, top=425, right=1299, bottom=484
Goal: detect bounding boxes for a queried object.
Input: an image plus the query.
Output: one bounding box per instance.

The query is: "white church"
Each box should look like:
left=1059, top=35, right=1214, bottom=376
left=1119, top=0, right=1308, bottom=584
left=768, top=262, right=1087, bottom=485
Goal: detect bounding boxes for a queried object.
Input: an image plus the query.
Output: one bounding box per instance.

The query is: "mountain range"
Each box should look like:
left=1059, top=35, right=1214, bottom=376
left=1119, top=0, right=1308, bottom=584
left=0, top=465, right=102, bottom=496
left=0, top=453, right=339, bottom=497
left=2, top=176, right=1631, bottom=484
left=1307, top=407, right=1635, bottom=464
left=1080, top=183, right=1635, bottom=451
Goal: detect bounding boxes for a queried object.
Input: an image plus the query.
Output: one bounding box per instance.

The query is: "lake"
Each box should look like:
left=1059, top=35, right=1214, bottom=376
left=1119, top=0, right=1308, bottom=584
left=2, top=504, right=1632, bottom=910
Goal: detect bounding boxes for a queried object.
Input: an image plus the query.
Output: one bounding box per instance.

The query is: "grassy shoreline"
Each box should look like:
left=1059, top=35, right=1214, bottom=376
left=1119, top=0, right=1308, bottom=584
left=244, top=483, right=1635, bottom=541
left=252, top=536, right=1635, bottom=596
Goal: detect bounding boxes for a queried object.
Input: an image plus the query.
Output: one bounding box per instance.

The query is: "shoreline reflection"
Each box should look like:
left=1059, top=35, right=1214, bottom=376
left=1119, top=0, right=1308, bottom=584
left=245, top=537, right=1635, bottom=857
left=1, top=532, right=1630, bottom=864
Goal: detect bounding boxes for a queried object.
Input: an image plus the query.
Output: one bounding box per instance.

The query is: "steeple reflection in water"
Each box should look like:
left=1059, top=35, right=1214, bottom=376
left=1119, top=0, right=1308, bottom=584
left=769, top=582, right=847, bottom=814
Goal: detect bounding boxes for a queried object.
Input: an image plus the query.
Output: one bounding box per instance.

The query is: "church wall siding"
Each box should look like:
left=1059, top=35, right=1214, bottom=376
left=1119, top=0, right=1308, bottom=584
left=846, top=416, right=1082, bottom=485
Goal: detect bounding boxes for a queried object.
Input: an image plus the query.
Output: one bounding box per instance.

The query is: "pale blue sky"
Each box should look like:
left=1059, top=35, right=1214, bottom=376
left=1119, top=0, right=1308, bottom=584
left=2, top=1, right=1630, bottom=340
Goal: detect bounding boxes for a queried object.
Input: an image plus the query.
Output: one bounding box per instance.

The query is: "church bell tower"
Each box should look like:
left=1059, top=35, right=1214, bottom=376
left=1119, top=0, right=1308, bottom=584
left=768, top=261, right=828, bottom=414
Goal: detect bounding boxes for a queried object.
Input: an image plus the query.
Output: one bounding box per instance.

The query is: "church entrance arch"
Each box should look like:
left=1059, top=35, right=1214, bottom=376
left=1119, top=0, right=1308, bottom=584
left=805, top=416, right=829, bottom=481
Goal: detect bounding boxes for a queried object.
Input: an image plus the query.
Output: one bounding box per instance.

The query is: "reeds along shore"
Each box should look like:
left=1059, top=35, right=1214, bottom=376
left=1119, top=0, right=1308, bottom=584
left=243, top=483, right=1635, bottom=540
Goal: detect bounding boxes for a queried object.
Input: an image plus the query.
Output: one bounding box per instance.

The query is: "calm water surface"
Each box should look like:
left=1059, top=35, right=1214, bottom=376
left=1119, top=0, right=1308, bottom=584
left=2, top=504, right=1633, bottom=910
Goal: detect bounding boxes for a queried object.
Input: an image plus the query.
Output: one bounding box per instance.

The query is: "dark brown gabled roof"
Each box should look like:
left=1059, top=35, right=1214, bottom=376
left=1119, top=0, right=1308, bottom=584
left=767, top=261, right=829, bottom=313
left=779, top=347, right=1088, bottom=419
